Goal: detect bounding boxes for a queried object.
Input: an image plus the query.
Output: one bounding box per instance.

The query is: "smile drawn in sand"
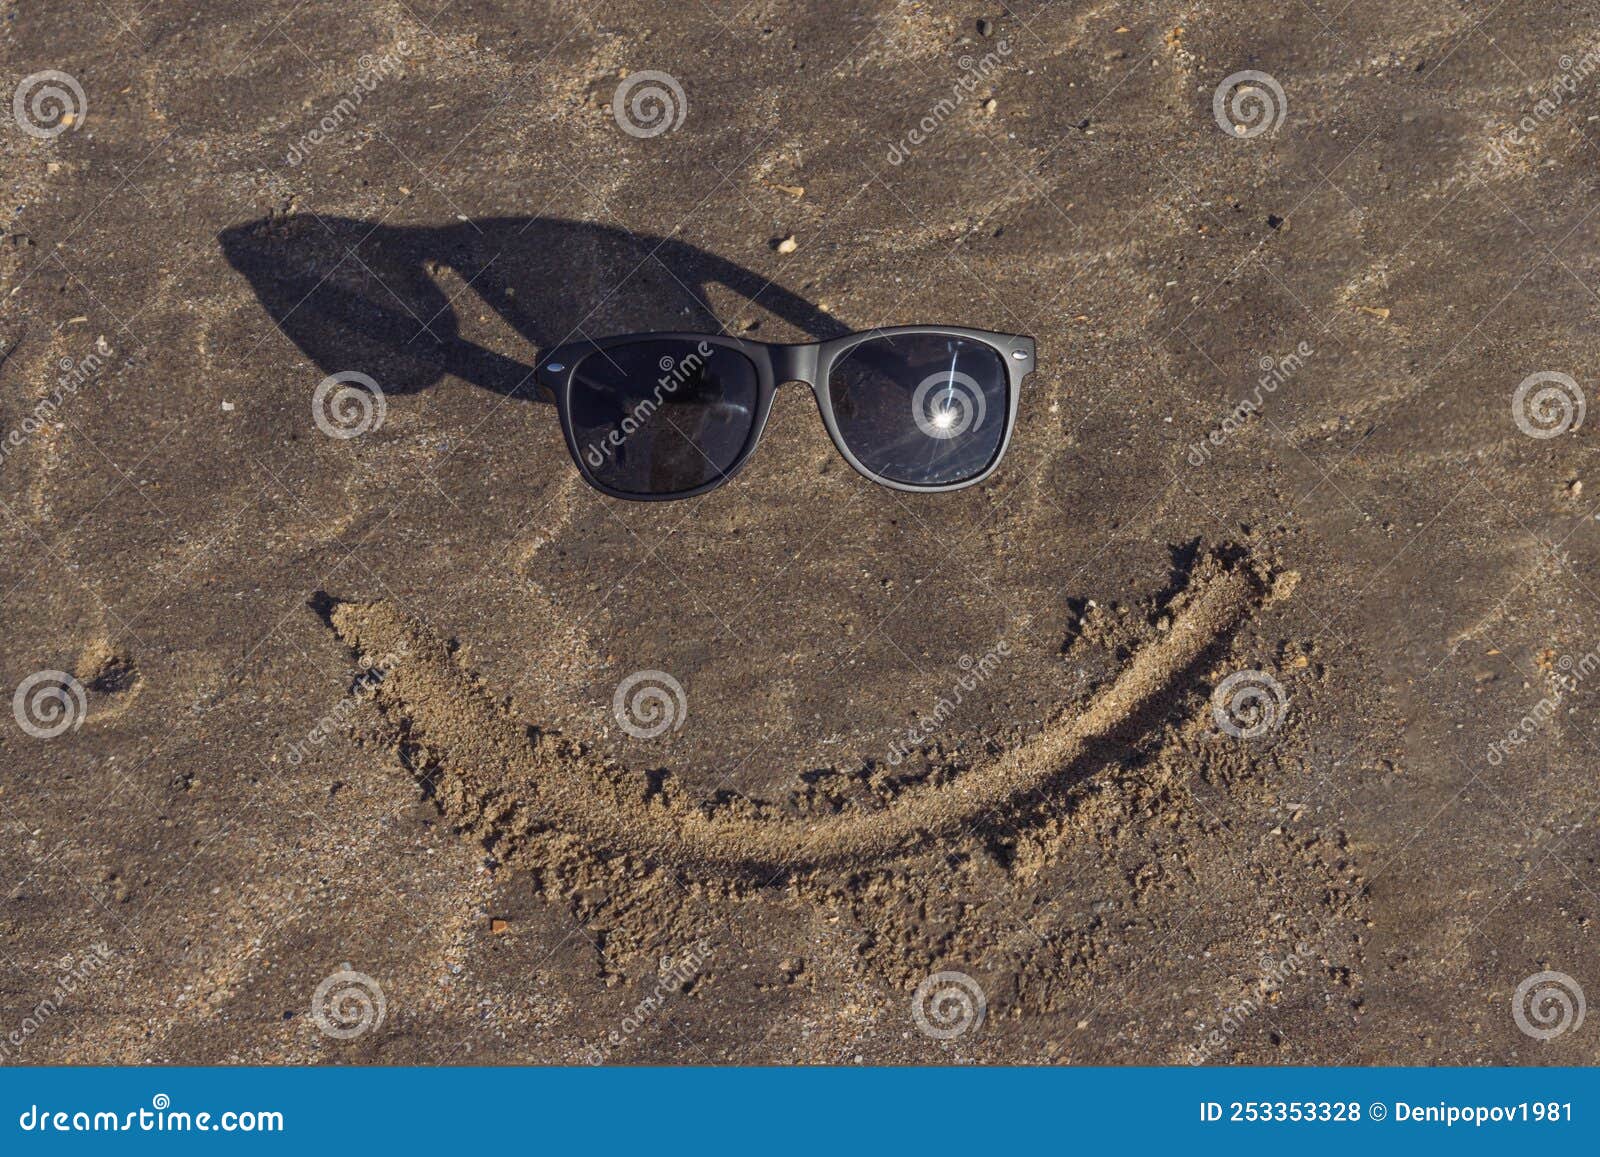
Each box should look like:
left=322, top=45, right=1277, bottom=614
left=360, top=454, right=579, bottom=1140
left=319, top=549, right=1289, bottom=880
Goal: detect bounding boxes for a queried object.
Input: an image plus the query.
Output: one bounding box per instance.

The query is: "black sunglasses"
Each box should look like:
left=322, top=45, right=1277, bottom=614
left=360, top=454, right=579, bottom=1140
left=535, top=326, right=1035, bottom=500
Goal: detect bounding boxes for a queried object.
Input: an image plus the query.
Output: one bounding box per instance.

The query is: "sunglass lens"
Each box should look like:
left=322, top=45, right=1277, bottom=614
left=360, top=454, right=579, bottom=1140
left=566, top=339, right=760, bottom=496
left=827, top=334, right=1008, bottom=486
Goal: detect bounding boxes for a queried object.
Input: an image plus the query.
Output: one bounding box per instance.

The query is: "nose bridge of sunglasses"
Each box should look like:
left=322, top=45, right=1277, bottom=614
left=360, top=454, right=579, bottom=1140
left=768, top=342, right=820, bottom=386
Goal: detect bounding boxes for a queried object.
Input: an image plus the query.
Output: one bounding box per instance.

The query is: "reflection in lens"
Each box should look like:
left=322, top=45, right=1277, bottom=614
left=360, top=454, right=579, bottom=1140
left=911, top=369, right=986, bottom=439
left=828, top=334, right=1008, bottom=486
left=567, top=339, right=760, bottom=495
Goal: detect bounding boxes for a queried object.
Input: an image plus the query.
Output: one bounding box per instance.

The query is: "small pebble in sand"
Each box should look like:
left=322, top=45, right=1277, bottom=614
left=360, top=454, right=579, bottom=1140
left=775, top=234, right=798, bottom=254
left=982, top=97, right=997, bottom=114
left=977, top=18, right=995, bottom=37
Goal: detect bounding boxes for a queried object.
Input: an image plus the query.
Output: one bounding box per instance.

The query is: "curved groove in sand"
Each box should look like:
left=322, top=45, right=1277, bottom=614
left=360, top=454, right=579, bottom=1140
left=326, top=558, right=1266, bottom=877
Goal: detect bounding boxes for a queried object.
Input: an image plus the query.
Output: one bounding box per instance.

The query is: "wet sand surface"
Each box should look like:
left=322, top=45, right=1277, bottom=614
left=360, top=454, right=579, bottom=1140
left=1, top=2, right=1597, bottom=1063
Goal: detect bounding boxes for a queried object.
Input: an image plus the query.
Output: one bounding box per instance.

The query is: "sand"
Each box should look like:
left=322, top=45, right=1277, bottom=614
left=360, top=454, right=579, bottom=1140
left=1, top=1, right=1597, bottom=1065
left=326, top=549, right=1271, bottom=873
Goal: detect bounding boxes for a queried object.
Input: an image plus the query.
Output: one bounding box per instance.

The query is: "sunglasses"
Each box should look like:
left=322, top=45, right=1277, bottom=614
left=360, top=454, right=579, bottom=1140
left=535, top=326, right=1035, bottom=500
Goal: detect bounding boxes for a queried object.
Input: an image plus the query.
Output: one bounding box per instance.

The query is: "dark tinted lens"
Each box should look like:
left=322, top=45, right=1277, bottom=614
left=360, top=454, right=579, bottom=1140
left=828, top=334, right=1008, bottom=486
left=567, top=340, right=760, bottom=495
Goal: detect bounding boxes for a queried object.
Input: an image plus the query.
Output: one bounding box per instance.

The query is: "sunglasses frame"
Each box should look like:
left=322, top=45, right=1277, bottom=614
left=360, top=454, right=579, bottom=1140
left=537, top=325, right=1036, bottom=501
